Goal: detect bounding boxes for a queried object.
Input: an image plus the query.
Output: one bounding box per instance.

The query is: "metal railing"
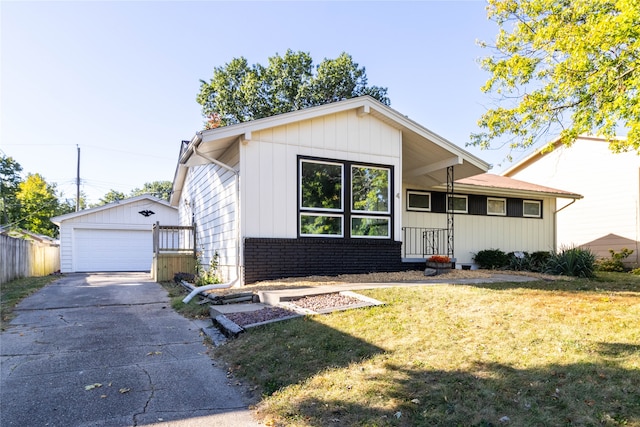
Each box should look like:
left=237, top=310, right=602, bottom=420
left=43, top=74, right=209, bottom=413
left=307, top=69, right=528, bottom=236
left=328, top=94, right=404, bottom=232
left=402, top=227, right=448, bottom=258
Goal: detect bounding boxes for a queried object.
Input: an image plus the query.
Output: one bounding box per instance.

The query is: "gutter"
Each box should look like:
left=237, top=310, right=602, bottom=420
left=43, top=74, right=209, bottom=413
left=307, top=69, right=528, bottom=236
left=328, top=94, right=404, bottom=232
left=552, top=198, right=579, bottom=253
left=182, top=133, right=242, bottom=303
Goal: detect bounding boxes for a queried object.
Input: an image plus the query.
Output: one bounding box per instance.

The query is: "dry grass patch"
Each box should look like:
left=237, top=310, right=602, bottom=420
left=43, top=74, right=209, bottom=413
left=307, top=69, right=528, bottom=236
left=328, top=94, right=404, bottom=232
left=214, top=273, right=640, bottom=426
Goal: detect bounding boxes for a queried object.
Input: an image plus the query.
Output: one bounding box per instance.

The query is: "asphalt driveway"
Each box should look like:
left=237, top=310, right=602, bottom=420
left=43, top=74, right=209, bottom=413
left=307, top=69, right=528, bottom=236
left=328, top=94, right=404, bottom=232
left=0, top=272, right=261, bottom=427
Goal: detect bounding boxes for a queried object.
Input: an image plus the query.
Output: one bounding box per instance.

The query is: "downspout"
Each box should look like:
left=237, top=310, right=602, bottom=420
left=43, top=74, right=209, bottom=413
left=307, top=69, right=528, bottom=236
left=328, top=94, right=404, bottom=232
left=182, top=133, right=242, bottom=303
left=552, top=198, right=578, bottom=253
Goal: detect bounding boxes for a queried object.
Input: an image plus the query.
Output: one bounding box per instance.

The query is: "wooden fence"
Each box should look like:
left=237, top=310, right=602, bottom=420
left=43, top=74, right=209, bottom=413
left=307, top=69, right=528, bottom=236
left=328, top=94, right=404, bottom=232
left=151, top=223, right=196, bottom=282
left=0, top=234, right=60, bottom=284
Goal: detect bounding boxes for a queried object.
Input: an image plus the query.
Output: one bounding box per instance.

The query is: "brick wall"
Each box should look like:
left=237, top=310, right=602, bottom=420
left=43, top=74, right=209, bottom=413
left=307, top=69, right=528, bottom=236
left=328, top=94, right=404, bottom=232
left=244, top=237, right=422, bottom=283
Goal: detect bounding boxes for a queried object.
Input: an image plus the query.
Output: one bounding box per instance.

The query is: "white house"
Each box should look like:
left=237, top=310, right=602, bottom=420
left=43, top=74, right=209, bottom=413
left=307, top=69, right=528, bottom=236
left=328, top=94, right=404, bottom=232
left=51, top=195, right=178, bottom=273
left=503, top=135, right=640, bottom=266
left=171, top=96, right=581, bottom=284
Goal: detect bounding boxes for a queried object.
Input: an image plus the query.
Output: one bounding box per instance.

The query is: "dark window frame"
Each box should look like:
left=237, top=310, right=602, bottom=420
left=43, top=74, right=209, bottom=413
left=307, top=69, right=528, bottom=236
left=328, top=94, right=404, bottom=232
left=298, top=155, right=394, bottom=239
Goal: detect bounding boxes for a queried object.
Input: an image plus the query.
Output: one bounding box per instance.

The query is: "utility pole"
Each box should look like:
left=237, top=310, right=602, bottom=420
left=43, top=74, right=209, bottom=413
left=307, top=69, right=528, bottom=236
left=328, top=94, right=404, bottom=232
left=76, top=145, right=80, bottom=212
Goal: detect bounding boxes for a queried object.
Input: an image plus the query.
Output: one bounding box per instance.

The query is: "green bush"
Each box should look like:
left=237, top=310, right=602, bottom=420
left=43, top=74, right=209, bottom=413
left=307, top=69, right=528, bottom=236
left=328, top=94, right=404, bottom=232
left=473, top=249, right=509, bottom=269
left=544, top=246, right=596, bottom=278
left=595, top=248, right=634, bottom=272
left=506, top=251, right=551, bottom=272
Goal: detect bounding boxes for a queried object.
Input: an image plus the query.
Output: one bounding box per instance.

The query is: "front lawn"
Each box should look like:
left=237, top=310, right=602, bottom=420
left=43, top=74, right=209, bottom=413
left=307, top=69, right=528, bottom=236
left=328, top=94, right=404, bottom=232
left=214, top=273, right=640, bottom=426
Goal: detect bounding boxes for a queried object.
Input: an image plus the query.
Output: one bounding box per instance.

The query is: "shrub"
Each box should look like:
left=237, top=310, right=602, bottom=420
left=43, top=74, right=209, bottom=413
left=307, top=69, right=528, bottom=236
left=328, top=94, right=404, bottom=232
left=473, top=249, right=509, bottom=269
left=544, top=246, right=596, bottom=278
left=631, top=268, right=640, bottom=276
left=595, top=248, right=634, bottom=272
left=507, top=251, right=551, bottom=272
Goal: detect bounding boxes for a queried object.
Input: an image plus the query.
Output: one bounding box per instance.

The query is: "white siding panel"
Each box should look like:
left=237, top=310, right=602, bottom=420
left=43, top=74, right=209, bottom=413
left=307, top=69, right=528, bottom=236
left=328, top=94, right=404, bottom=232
left=259, top=142, right=274, bottom=236
left=240, top=112, right=402, bottom=240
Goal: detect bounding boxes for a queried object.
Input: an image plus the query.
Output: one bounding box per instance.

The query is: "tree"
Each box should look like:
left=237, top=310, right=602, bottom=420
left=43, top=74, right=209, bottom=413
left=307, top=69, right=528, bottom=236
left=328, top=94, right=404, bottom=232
left=197, top=50, right=390, bottom=127
left=130, top=181, right=172, bottom=201
left=0, top=156, right=23, bottom=225
left=15, top=174, right=60, bottom=237
left=472, top=0, right=640, bottom=154
left=94, top=190, right=127, bottom=207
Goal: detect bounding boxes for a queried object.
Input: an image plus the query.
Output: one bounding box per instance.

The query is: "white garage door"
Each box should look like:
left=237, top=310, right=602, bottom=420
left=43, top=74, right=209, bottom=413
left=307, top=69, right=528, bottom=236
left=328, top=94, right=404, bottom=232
left=74, top=229, right=152, bottom=272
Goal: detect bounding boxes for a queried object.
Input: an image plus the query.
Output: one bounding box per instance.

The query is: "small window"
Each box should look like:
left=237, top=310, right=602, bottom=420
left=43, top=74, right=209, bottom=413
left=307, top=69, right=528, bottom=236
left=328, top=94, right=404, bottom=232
left=407, top=191, right=431, bottom=211
left=447, top=194, right=468, bottom=213
left=523, top=200, right=541, bottom=218
left=300, top=213, right=343, bottom=237
left=487, top=197, right=506, bottom=216
left=351, top=216, right=390, bottom=238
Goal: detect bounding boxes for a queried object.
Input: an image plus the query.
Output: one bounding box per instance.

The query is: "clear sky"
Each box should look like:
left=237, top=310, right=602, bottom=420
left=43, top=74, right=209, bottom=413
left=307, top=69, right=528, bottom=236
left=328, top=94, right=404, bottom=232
left=1, top=0, right=526, bottom=206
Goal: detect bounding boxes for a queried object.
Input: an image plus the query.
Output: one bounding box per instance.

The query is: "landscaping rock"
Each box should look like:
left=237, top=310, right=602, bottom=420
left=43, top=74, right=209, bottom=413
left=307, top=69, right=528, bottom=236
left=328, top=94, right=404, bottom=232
left=424, top=268, right=438, bottom=276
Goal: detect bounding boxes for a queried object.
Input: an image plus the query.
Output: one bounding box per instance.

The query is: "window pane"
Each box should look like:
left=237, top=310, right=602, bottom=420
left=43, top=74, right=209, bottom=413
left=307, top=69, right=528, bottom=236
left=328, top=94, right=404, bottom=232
left=487, top=198, right=506, bottom=215
left=351, top=216, right=390, bottom=237
left=523, top=201, right=541, bottom=217
left=300, top=214, right=342, bottom=236
left=351, top=166, right=389, bottom=213
left=301, top=161, right=342, bottom=210
left=408, top=192, right=430, bottom=210
left=448, top=195, right=467, bottom=212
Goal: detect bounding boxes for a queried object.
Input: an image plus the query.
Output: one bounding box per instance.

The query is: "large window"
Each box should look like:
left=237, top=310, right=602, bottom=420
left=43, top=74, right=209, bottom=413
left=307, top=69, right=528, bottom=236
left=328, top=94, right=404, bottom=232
left=299, top=157, right=392, bottom=238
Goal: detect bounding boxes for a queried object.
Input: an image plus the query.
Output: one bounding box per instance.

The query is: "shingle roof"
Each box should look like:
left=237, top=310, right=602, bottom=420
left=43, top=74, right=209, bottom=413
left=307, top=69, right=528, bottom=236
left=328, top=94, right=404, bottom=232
left=455, top=174, right=582, bottom=199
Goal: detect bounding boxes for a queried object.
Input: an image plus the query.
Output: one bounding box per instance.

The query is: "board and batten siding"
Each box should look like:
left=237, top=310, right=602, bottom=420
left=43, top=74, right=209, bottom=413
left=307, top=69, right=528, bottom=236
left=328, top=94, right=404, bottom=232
left=179, top=144, right=239, bottom=281
left=58, top=198, right=177, bottom=273
left=240, top=109, right=402, bottom=240
left=505, top=138, right=640, bottom=263
left=401, top=183, right=556, bottom=265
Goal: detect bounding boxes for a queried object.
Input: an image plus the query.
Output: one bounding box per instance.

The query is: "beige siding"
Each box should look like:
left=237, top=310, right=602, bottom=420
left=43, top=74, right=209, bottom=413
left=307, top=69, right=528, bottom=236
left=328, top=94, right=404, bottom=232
left=401, top=183, right=557, bottom=265
left=507, top=138, right=640, bottom=263
left=241, top=110, right=402, bottom=239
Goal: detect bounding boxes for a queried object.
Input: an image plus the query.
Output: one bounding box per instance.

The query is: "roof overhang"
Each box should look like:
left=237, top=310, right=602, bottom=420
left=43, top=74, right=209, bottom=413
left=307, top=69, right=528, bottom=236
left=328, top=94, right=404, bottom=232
left=170, top=96, right=491, bottom=205
left=437, top=173, right=583, bottom=199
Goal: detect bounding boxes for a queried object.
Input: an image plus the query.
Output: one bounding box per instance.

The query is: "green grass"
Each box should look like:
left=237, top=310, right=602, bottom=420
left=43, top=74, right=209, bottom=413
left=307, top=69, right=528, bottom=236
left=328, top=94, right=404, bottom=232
left=213, top=273, right=640, bottom=426
left=1, top=275, right=61, bottom=330
left=159, top=280, right=211, bottom=319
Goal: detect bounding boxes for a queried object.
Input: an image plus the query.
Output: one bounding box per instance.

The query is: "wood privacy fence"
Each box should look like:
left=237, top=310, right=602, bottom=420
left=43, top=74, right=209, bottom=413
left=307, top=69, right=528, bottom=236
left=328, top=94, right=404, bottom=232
left=0, top=234, right=60, bottom=284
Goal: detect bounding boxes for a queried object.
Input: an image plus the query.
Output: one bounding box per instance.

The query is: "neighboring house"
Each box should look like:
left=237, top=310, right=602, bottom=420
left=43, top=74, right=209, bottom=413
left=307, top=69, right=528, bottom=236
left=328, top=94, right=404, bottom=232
left=171, top=96, right=581, bottom=284
left=51, top=195, right=178, bottom=273
left=503, top=135, right=640, bottom=266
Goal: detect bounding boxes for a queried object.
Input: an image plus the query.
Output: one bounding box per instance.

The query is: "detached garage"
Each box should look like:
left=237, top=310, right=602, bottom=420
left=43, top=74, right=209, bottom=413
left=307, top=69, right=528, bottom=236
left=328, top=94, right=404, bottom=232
left=51, top=195, right=178, bottom=273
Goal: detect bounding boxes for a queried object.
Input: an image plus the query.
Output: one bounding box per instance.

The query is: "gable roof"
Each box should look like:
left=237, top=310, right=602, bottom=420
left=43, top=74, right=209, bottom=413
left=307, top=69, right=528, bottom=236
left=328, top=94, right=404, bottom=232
left=452, top=173, right=582, bottom=199
left=171, top=96, right=491, bottom=205
left=51, top=194, right=175, bottom=225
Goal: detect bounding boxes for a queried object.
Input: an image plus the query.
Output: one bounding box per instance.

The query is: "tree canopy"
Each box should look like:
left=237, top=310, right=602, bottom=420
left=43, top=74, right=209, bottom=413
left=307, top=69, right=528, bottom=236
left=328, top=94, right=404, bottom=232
left=15, top=174, right=70, bottom=237
left=197, top=50, right=390, bottom=127
left=1, top=156, right=23, bottom=225
left=472, top=0, right=640, bottom=154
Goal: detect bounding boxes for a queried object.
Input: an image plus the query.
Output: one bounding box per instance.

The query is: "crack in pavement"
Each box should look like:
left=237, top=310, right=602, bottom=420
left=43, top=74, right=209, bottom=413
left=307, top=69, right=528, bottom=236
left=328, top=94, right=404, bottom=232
left=133, top=365, right=155, bottom=427
left=14, top=301, right=169, bottom=312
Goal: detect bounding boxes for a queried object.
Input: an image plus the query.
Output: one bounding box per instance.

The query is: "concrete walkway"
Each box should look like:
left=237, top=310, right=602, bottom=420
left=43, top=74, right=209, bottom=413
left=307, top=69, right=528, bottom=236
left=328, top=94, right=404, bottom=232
left=0, top=273, right=261, bottom=427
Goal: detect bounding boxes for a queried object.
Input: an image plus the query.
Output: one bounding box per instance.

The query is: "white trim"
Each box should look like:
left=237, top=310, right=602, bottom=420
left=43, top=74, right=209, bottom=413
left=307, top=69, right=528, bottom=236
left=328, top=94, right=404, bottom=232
left=447, top=194, right=468, bottom=214
left=350, top=215, right=390, bottom=239
left=487, top=197, right=507, bottom=216
left=350, top=164, right=391, bottom=214
left=299, top=159, right=344, bottom=213
left=299, top=213, right=344, bottom=237
left=406, top=190, right=431, bottom=212
left=523, top=200, right=542, bottom=218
